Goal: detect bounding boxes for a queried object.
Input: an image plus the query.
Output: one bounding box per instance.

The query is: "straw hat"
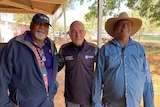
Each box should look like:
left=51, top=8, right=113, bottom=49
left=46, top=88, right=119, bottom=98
left=105, top=12, right=142, bottom=37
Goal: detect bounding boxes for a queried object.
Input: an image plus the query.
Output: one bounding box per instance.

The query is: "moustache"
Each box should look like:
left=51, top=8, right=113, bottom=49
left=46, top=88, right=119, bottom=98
left=37, top=29, right=46, bottom=35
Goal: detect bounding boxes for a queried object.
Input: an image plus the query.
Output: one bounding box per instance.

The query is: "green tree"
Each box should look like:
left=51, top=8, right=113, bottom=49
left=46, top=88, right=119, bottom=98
left=77, top=0, right=160, bottom=26
left=126, top=0, right=160, bottom=26
left=13, top=13, right=33, bottom=25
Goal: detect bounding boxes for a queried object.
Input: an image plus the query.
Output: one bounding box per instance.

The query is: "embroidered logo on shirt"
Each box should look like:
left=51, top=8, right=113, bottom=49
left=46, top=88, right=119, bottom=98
left=85, top=55, right=94, bottom=59
left=65, top=56, right=74, bottom=61
left=145, top=60, right=152, bottom=82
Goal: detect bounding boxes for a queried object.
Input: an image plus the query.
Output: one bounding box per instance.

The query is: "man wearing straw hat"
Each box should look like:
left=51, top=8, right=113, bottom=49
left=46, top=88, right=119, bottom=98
left=92, top=12, right=154, bottom=107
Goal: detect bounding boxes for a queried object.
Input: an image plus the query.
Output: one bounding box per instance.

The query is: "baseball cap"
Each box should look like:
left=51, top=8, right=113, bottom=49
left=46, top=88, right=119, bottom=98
left=32, top=13, right=52, bottom=27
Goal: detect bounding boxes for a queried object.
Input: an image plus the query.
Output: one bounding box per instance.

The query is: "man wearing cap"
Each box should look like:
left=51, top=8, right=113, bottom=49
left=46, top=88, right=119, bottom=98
left=0, top=13, right=59, bottom=107
left=92, top=12, right=154, bottom=107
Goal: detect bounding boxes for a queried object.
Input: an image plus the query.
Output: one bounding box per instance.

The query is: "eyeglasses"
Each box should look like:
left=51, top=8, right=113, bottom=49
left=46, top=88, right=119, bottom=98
left=118, top=21, right=132, bottom=26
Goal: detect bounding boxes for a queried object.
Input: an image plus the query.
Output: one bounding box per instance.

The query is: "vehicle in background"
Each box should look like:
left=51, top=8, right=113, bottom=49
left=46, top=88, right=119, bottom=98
left=48, top=32, right=60, bottom=41
left=48, top=31, right=70, bottom=41
left=90, top=30, right=112, bottom=42
left=60, top=31, right=70, bottom=39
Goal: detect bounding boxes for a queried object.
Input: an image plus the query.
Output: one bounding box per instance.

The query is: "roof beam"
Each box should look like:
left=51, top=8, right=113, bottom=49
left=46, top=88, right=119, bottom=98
left=30, top=0, right=65, bottom=4
left=0, top=8, right=35, bottom=13
left=0, top=0, right=53, bottom=14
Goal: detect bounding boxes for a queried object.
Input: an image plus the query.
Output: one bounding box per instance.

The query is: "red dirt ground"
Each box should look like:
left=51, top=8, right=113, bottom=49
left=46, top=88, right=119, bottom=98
left=54, top=39, right=160, bottom=107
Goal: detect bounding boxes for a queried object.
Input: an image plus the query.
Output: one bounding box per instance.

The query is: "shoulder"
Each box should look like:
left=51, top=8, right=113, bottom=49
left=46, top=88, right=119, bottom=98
left=59, top=42, right=72, bottom=52
left=87, top=42, right=98, bottom=48
left=131, top=40, right=144, bottom=50
left=100, top=40, right=112, bottom=49
left=85, top=41, right=98, bottom=49
left=133, top=40, right=143, bottom=46
left=85, top=41, right=99, bottom=55
left=60, top=42, right=72, bottom=49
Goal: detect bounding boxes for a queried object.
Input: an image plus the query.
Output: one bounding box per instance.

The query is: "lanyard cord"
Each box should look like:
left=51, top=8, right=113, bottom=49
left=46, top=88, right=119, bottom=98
left=31, top=41, right=46, bottom=62
left=31, top=41, right=48, bottom=92
left=36, top=47, right=46, bottom=62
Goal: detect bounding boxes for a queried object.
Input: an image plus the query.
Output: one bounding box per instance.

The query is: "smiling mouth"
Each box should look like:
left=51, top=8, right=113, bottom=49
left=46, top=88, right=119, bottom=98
left=121, top=29, right=129, bottom=33
left=37, top=29, right=46, bottom=34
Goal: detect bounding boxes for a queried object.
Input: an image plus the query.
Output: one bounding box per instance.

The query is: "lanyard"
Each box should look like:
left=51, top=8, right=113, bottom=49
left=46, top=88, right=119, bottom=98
left=31, top=43, right=48, bottom=92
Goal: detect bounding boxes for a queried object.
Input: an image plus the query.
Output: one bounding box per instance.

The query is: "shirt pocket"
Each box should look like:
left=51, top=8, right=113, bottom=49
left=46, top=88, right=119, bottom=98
left=129, top=55, right=144, bottom=70
left=105, top=54, right=121, bottom=69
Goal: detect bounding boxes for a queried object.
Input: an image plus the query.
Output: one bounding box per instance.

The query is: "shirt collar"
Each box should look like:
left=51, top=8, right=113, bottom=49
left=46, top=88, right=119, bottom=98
left=112, top=37, right=133, bottom=47
left=71, top=40, right=85, bottom=51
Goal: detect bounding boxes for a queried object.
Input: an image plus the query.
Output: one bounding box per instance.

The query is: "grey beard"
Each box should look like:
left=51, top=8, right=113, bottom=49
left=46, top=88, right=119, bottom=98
left=35, top=31, right=46, bottom=41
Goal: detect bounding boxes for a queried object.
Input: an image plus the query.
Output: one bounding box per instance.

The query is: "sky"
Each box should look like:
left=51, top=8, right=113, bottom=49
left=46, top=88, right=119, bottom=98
left=57, top=1, right=130, bottom=26
left=66, top=4, right=89, bottom=25
left=57, top=1, right=90, bottom=26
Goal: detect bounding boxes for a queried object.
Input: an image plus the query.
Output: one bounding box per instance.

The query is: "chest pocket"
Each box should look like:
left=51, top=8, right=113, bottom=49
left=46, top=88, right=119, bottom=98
left=127, top=54, right=144, bottom=70
left=105, top=53, right=122, bottom=69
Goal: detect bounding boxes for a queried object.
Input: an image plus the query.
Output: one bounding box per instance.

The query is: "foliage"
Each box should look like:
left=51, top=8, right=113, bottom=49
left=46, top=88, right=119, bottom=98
left=77, top=0, right=122, bottom=20
left=133, top=35, right=160, bottom=41
left=53, top=22, right=69, bottom=32
left=129, top=11, right=159, bottom=35
left=77, top=0, right=160, bottom=26
left=13, top=13, right=33, bottom=26
left=127, top=0, right=160, bottom=26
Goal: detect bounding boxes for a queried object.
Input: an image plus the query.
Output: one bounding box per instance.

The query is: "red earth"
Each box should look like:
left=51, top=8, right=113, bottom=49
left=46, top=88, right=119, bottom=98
left=54, top=39, right=160, bottom=107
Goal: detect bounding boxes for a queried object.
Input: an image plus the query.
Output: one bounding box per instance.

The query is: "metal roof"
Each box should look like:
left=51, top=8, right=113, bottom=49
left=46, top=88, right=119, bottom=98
left=0, top=0, right=67, bottom=14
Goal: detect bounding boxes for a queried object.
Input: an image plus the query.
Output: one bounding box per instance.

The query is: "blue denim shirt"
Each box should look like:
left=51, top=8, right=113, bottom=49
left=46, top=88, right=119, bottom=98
left=92, top=38, right=154, bottom=107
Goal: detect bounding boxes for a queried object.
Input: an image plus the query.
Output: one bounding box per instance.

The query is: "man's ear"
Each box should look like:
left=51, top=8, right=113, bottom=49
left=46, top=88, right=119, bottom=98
left=30, top=22, right=33, bottom=29
left=68, top=31, right=71, bottom=37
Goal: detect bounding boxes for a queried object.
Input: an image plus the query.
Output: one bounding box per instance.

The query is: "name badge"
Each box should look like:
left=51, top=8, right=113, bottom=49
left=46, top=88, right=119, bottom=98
left=65, top=56, right=74, bottom=61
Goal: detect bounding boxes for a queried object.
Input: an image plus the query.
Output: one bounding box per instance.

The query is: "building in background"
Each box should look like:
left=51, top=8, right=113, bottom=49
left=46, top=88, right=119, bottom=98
left=0, top=13, right=28, bottom=43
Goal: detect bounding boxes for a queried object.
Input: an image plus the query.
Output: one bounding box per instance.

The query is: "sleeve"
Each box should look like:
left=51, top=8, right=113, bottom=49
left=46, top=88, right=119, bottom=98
left=0, top=45, right=14, bottom=107
left=92, top=47, right=104, bottom=107
left=58, top=46, right=65, bottom=71
left=143, top=59, right=155, bottom=107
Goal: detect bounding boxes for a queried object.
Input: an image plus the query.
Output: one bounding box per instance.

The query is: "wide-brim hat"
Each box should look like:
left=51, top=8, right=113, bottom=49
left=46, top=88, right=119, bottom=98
left=32, top=13, right=52, bottom=27
left=105, top=12, right=142, bottom=37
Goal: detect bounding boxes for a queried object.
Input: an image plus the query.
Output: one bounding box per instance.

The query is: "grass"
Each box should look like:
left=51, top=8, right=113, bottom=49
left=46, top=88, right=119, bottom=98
left=144, top=46, right=160, bottom=56
left=133, top=35, right=160, bottom=41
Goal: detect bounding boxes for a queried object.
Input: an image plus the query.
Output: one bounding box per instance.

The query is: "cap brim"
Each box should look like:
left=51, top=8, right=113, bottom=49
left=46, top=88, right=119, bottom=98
left=34, top=20, right=52, bottom=27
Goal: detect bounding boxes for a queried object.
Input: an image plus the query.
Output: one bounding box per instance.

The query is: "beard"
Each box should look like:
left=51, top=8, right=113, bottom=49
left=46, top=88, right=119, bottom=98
left=35, top=29, right=47, bottom=41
